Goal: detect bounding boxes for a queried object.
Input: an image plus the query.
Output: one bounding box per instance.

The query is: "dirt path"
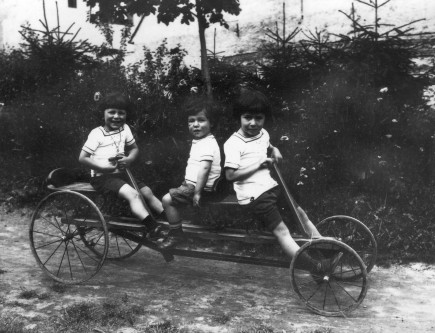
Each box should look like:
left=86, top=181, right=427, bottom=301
left=1, top=210, right=435, bottom=332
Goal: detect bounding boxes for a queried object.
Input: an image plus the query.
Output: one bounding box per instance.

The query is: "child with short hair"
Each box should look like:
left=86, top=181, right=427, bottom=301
left=224, top=88, right=337, bottom=273
left=158, top=96, right=221, bottom=249
left=79, top=92, right=165, bottom=238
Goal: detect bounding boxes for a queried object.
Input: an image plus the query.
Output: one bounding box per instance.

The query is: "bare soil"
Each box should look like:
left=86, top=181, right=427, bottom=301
left=1, top=209, right=435, bottom=333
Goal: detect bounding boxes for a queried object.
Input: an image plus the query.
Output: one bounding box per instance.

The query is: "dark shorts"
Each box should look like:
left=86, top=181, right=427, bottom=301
left=246, top=186, right=282, bottom=231
left=169, top=181, right=215, bottom=206
left=90, top=173, right=146, bottom=195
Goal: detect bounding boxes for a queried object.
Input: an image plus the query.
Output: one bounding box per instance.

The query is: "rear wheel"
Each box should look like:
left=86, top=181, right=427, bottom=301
left=29, top=191, right=108, bottom=284
left=316, top=215, right=377, bottom=273
left=290, top=239, right=368, bottom=316
left=80, top=225, right=146, bottom=260
left=88, top=193, right=145, bottom=260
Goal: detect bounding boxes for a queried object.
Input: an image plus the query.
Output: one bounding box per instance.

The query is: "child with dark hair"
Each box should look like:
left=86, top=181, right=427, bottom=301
left=79, top=92, right=165, bottom=238
left=224, top=88, right=338, bottom=273
left=158, top=96, right=221, bottom=249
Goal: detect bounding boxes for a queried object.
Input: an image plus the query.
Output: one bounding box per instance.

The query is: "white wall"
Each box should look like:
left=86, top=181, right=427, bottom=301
left=1, top=0, right=434, bottom=67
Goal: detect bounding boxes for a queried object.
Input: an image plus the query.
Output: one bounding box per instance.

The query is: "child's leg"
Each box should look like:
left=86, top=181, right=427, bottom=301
left=140, top=185, right=164, bottom=215
left=158, top=193, right=187, bottom=249
left=272, top=221, right=300, bottom=258
left=118, top=184, right=164, bottom=237
left=118, top=184, right=150, bottom=220
left=162, top=193, right=182, bottom=228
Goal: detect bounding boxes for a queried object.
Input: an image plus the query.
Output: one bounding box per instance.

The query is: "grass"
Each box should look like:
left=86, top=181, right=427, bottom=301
left=143, top=321, right=185, bottom=333
left=18, top=288, right=50, bottom=300
left=51, top=294, right=149, bottom=332
left=0, top=315, right=27, bottom=333
left=49, top=283, right=68, bottom=294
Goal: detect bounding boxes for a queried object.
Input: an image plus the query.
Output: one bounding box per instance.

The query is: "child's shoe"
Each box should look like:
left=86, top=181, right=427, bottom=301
left=310, top=251, right=343, bottom=284
left=147, top=224, right=168, bottom=240
left=157, top=229, right=186, bottom=250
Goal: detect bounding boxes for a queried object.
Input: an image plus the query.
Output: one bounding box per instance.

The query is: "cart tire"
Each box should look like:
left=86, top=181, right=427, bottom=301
left=80, top=228, right=145, bottom=260
left=316, top=215, right=377, bottom=273
left=29, top=191, right=108, bottom=284
left=87, top=193, right=145, bottom=260
left=290, top=238, right=368, bottom=317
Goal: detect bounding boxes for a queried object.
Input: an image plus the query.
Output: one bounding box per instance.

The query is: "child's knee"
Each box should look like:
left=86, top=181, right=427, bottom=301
left=162, top=193, right=173, bottom=208
left=119, top=186, right=140, bottom=201
left=140, top=186, right=153, bottom=198
left=272, top=221, right=290, bottom=238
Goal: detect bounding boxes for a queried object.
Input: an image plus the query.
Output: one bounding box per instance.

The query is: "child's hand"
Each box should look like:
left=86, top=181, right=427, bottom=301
left=271, top=148, right=283, bottom=164
left=192, top=192, right=202, bottom=207
left=260, top=157, right=274, bottom=169
left=115, top=154, right=131, bottom=170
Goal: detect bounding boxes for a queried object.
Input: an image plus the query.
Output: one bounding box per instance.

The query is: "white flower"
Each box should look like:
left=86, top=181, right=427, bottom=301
left=346, top=96, right=351, bottom=100
left=377, top=97, right=383, bottom=102
left=300, top=167, right=306, bottom=172
left=280, top=135, right=289, bottom=141
left=392, top=119, right=398, bottom=123
left=190, top=86, right=198, bottom=93
left=297, top=181, right=304, bottom=186
left=94, top=92, right=101, bottom=102
left=380, top=87, right=388, bottom=93
left=385, top=134, right=392, bottom=139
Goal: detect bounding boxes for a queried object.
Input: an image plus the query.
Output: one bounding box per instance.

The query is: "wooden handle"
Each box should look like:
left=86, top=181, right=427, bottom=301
left=272, top=162, right=310, bottom=237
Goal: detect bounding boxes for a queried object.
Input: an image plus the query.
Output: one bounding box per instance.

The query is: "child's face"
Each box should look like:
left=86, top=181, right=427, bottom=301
left=188, top=110, right=211, bottom=139
left=239, top=112, right=265, bottom=137
left=104, top=108, right=126, bottom=131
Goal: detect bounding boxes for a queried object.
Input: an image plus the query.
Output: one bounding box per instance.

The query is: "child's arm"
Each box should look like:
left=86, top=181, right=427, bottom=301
left=116, top=143, right=139, bottom=170
left=193, top=160, right=212, bottom=207
left=268, top=143, right=283, bottom=164
left=78, top=150, right=117, bottom=173
left=225, top=156, right=271, bottom=182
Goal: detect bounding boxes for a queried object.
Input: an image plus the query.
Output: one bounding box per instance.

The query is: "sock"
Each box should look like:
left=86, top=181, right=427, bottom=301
left=142, top=215, right=158, bottom=230
left=168, top=221, right=183, bottom=236
left=157, top=210, right=167, bottom=221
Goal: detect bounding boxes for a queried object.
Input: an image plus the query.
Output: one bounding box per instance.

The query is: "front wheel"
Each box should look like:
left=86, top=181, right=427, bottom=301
left=29, top=191, right=108, bottom=284
left=290, top=238, right=368, bottom=317
left=316, top=215, right=377, bottom=273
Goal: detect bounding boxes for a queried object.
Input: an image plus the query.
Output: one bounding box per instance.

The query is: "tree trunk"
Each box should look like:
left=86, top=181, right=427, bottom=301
left=196, top=0, right=213, bottom=99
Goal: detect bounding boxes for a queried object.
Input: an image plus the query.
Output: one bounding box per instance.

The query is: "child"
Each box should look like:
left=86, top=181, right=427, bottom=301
left=79, top=92, right=165, bottom=238
left=158, top=96, right=221, bottom=249
left=224, top=88, right=338, bottom=273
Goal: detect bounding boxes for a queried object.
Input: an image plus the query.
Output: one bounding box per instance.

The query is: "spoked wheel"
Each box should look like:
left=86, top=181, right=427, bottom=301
left=316, top=215, right=377, bottom=273
left=88, top=193, right=145, bottom=260
left=29, top=191, right=108, bottom=284
left=80, top=226, right=146, bottom=260
left=290, top=239, right=368, bottom=317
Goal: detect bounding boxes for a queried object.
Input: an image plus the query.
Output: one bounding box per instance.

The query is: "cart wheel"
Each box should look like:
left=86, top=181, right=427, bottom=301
left=87, top=193, right=145, bottom=260
left=290, top=238, right=368, bottom=317
left=29, top=191, right=108, bottom=284
left=316, top=215, right=377, bottom=273
left=80, top=228, right=146, bottom=260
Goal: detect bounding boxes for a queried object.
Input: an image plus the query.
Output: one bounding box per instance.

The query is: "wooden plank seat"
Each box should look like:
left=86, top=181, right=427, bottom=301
left=47, top=182, right=95, bottom=192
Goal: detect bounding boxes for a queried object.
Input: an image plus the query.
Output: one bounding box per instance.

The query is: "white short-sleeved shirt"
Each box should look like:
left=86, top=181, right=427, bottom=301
left=82, top=125, right=135, bottom=176
left=224, top=129, right=278, bottom=205
left=185, top=134, right=221, bottom=191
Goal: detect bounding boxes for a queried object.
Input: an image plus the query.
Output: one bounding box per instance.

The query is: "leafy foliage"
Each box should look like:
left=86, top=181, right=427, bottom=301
left=1, top=0, right=435, bottom=263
